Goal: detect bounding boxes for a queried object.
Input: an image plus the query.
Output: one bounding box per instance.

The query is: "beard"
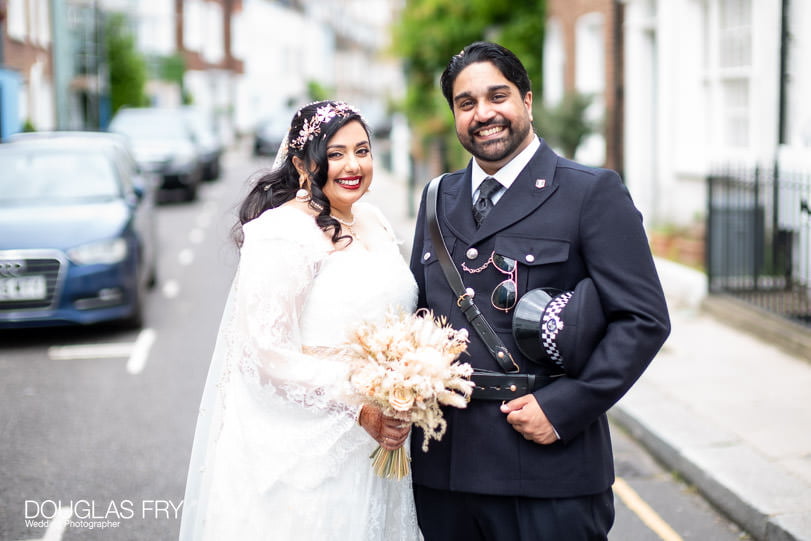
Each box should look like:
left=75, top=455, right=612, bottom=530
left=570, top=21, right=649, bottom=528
left=457, top=115, right=533, bottom=165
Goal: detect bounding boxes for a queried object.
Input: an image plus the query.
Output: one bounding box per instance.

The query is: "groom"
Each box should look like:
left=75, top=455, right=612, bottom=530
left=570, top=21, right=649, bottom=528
left=408, top=41, right=671, bottom=540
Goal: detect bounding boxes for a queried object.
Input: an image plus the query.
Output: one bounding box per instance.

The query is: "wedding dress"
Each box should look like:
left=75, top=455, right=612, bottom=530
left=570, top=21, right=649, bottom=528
left=179, top=202, right=420, bottom=540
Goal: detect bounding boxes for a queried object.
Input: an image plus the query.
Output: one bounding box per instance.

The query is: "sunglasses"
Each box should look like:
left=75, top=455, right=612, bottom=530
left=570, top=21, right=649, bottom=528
left=463, top=252, right=518, bottom=312
left=490, top=254, right=518, bottom=312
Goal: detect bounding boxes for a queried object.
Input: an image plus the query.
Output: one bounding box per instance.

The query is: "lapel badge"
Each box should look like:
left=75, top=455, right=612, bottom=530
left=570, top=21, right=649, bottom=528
left=535, top=178, right=547, bottom=189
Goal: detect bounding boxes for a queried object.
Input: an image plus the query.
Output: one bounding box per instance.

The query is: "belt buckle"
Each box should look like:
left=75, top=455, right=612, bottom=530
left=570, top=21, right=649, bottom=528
left=470, top=372, right=529, bottom=400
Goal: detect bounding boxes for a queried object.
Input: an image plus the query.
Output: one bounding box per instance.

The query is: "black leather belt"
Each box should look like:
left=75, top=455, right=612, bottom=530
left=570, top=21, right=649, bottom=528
left=470, top=370, right=559, bottom=400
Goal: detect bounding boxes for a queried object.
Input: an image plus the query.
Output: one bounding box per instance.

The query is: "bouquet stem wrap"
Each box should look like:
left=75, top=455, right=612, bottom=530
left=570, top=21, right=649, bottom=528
left=370, top=446, right=411, bottom=480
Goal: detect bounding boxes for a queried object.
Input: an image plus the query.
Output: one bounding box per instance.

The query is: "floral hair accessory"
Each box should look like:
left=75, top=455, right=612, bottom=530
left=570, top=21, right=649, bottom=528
left=289, top=101, right=360, bottom=151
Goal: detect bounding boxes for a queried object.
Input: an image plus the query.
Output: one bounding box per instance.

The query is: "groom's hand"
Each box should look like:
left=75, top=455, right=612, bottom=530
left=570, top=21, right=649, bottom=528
left=358, top=405, right=411, bottom=450
left=500, top=395, right=559, bottom=445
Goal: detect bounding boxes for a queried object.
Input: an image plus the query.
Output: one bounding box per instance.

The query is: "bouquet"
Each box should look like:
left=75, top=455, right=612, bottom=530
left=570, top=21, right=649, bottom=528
left=341, top=308, right=474, bottom=479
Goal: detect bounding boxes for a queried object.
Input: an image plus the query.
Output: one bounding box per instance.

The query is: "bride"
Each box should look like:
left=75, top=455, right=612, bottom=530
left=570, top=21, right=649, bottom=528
left=179, top=101, right=420, bottom=540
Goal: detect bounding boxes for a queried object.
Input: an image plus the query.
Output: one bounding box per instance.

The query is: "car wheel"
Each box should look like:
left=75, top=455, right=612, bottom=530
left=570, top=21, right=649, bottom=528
left=120, top=282, right=146, bottom=329
left=184, top=182, right=198, bottom=202
left=204, top=159, right=220, bottom=181
left=147, top=260, right=158, bottom=289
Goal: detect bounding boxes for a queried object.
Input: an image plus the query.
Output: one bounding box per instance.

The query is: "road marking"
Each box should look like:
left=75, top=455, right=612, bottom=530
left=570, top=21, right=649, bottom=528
left=178, top=249, right=195, bottom=266
left=614, top=476, right=684, bottom=541
left=48, top=343, right=132, bottom=360
left=126, top=328, right=156, bottom=375
left=42, top=506, right=71, bottom=541
left=162, top=279, right=180, bottom=299
left=15, top=505, right=71, bottom=541
left=196, top=202, right=217, bottom=227
left=189, top=228, right=205, bottom=244
left=47, top=329, right=155, bottom=375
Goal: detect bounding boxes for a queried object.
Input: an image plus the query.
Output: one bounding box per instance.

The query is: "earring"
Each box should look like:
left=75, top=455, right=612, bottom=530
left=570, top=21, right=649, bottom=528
left=295, top=188, right=310, bottom=202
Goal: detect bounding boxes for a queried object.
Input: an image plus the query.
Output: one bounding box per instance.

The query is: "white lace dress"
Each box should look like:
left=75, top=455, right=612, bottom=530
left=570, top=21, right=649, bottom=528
left=179, top=202, right=420, bottom=541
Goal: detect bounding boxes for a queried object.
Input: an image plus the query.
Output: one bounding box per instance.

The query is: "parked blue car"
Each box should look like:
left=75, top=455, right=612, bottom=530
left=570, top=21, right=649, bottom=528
left=0, top=132, right=159, bottom=328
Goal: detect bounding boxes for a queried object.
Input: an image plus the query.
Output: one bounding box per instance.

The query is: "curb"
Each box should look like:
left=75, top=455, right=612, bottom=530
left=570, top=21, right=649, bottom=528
left=702, top=294, right=811, bottom=363
left=609, top=403, right=811, bottom=541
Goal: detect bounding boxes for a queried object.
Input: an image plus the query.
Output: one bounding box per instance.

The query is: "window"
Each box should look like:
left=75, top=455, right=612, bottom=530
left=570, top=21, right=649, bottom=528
left=7, top=0, right=26, bottom=41
left=717, top=0, right=752, bottom=148
left=543, top=17, right=564, bottom=107
left=722, top=79, right=749, bottom=148
left=719, top=0, right=751, bottom=69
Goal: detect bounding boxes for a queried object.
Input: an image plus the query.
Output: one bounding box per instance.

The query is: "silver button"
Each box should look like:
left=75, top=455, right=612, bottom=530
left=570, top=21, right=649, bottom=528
left=423, top=252, right=431, bottom=261
left=466, top=248, right=479, bottom=260
left=525, top=254, right=535, bottom=263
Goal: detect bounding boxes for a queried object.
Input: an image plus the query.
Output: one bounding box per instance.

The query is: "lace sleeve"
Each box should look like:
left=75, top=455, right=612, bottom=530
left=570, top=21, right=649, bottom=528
left=233, top=217, right=361, bottom=420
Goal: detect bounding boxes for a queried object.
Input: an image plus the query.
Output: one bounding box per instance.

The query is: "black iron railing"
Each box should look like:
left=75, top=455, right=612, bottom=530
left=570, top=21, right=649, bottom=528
left=707, top=163, right=811, bottom=326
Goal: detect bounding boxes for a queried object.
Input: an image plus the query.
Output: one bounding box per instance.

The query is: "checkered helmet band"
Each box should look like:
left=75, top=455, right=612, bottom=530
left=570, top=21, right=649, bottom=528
left=541, top=291, right=573, bottom=369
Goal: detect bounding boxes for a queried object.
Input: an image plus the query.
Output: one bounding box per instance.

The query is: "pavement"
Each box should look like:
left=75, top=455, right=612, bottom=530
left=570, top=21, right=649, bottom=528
left=367, top=166, right=811, bottom=541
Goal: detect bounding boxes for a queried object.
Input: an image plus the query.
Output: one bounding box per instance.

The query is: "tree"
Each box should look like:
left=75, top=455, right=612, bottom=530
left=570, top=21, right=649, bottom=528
left=105, top=12, right=147, bottom=114
left=536, top=91, right=596, bottom=159
left=391, top=0, right=546, bottom=171
left=155, top=53, right=191, bottom=104
left=307, top=81, right=333, bottom=102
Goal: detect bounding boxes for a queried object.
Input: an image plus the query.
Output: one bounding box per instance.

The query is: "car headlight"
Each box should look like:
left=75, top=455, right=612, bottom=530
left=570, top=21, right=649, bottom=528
left=68, top=238, right=128, bottom=265
left=170, top=144, right=197, bottom=169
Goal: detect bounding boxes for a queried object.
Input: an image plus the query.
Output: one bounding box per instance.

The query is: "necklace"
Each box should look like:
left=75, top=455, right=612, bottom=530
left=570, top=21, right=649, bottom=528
left=331, top=213, right=358, bottom=239
left=331, top=214, right=356, bottom=227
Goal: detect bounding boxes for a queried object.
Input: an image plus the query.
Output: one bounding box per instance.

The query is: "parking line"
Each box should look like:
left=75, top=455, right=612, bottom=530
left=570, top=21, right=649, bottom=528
left=42, top=505, right=71, bottom=541
left=189, top=228, right=205, bottom=244
left=48, top=343, right=132, bottom=360
left=613, top=476, right=683, bottom=541
left=126, top=328, right=156, bottom=375
left=15, top=505, right=71, bottom=541
left=48, top=329, right=155, bottom=375
left=196, top=202, right=217, bottom=227
left=178, top=248, right=195, bottom=266
left=162, top=279, right=180, bottom=299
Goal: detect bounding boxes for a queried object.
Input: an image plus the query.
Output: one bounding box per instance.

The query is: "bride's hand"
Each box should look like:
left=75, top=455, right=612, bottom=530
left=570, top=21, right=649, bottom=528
left=358, top=405, right=411, bottom=450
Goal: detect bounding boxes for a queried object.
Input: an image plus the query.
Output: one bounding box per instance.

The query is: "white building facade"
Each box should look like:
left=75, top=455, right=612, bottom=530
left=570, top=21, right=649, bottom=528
left=231, top=0, right=331, bottom=136
left=233, top=0, right=409, bottom=179
left=622, top=0, right=811, bottom=230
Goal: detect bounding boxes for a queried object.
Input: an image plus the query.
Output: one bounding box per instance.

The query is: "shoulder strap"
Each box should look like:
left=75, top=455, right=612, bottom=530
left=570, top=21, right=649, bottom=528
left=426, top=175, right=519, bottom=373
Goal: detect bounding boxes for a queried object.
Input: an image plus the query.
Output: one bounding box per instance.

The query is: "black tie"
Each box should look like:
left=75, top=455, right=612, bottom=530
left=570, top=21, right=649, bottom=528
left=473, top=176, right=502, bottom=227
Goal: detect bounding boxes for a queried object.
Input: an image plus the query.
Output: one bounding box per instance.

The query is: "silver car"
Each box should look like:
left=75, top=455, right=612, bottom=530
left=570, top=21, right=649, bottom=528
left=109, top=107, right=205, bottom=201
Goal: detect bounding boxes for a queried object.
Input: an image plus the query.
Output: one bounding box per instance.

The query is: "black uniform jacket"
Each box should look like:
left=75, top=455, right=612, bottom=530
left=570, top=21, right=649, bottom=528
left=409, top=139, right=671, bottom=498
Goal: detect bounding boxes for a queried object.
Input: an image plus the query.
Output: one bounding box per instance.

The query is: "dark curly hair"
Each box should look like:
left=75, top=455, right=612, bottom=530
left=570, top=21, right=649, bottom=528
left=234, top=100, right=371, bottom=246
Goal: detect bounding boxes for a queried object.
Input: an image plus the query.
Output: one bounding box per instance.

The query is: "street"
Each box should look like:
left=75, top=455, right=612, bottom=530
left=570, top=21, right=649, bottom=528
left=0, top=144, right=750, bottom=541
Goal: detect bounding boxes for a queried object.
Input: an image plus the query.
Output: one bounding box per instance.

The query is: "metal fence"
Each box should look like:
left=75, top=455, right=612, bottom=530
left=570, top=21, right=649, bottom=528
left=707, top=163, right=811, bottom=326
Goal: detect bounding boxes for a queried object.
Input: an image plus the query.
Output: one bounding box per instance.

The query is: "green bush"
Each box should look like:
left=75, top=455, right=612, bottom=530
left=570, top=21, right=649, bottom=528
left=535, top=91, right=597, bottom=159
left=105, top=12, right=148, bottom=114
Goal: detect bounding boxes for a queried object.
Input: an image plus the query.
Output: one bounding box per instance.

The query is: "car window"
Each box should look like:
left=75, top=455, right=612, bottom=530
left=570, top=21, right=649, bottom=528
left=110, top=111, right=192, bottom=141
left=0, top=150, right=121, bottom=204
left=260, top=118, right=289, bottom=139
left=185, top=110, right=210, bottom=134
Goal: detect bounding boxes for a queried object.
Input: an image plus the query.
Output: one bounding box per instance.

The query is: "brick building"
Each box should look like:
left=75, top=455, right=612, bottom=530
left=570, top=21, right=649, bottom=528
left=0, top=0, right=54, bottom=135
left=544, top=0, right=623, bottom=173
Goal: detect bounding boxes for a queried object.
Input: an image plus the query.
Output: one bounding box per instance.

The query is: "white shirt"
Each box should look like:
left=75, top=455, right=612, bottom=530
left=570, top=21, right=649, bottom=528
left=471, top=135, right=541, bottom=204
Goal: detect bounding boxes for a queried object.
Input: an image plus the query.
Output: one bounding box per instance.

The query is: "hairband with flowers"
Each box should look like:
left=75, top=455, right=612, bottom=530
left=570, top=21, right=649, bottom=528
left=289, top=101, right=361, bottom=151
